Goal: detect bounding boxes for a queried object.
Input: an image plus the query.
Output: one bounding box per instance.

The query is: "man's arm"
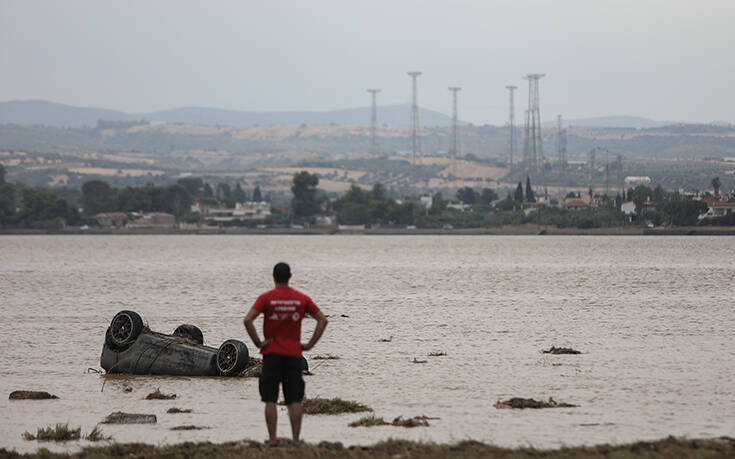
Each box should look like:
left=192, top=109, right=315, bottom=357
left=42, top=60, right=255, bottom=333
left=301, top=310, right=328, bottom=351
left=243, top=308, right=271, bottom=349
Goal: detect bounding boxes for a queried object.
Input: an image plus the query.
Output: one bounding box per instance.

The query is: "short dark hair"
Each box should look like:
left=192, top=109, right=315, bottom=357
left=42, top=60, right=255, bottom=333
left=273, top=262, right=291, bottom=283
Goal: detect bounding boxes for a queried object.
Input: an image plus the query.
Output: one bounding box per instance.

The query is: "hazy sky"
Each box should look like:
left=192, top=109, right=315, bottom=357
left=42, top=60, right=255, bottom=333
left=1, top=0, right=733, bottom=125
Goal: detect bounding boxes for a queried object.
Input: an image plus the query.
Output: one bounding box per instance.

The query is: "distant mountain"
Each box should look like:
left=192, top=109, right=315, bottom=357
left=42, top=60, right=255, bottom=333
left=543, top=115, right=671, bottom=129
left=0, top=100, right=455, bottom=128
left=0, top=100, right=136, bottom=127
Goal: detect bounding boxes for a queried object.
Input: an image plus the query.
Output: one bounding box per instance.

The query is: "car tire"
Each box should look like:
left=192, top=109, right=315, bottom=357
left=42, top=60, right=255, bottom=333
left=173, top=324, right=204, bottom=345
left=107, top=310, right=144, bottom=349
left=216, top=339, right=250, bottom=376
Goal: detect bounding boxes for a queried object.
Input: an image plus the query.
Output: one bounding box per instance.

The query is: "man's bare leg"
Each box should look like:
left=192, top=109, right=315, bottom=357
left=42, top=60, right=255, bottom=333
left=287, top=402, right=303, bottom=443
left=264, top=402, right=278, bottom=444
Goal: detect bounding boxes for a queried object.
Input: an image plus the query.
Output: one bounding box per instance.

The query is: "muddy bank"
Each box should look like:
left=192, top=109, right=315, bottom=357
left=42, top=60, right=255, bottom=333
left=3, top=436, right=734, bottom=458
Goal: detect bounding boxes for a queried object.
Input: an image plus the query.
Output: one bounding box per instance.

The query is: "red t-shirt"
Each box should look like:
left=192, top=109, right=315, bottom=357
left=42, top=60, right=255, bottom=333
left=251, top=286, right=320, bottom=357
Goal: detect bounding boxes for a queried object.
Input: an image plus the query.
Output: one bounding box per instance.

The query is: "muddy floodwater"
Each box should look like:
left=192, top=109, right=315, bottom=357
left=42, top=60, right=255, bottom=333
left=1, top=235, right=734, bottom=453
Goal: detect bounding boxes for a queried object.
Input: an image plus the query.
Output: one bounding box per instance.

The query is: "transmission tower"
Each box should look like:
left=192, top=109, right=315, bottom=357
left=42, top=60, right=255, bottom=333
left=557, top=114, right=567, bottom=168
left=448, top=87, right=462, bottom=172
left=367, top=88, right=381, bottom=156
left=407, top=71, right=422, bottom=169
left=505, top=85, right=517, bottom=167
left=522, top=73, right=545, bottom=174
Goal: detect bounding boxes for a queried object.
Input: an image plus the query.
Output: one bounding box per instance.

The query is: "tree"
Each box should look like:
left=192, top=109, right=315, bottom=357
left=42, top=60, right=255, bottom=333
left=480, top=188, right=498, bottom=205
left=525, top=176, right=535, bottom=203
left=0, top=183, right=15, bottom=226
left=291, top=171, right=320, bottom=219
left=712, top=177, right=721, bottom=197
left=202, top=183, right=214, bottom=197
left=216, top=183, right=231, bottom=202
left=232, top=183, right=248, bottom=204
left=457, top=187, right=478, bottom=205
left=252, top=185, right=263, bottom=202
left=18, top=187, right=80, bottom=228
left=177, top=177, right=204, bottom=197
left=661, top=199, right=708, bottom=226
left=652, top=184, right=667, bottom=203
left=429, top=192, right=447, bottom=215
left=514, top=182, right=524, bottom=202
left=163, top=184, right=193, bottom=217
left=631, top=185, right=652, bottom=216
left=0, top=162, right=6, bottom=185
left=81, top=180, right=116, bottom=215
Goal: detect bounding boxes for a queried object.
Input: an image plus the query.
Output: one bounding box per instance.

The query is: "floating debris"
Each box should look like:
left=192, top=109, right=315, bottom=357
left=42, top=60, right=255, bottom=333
left=391, top=416, right=430, bottom=428
left=101, top=412, right=157, bottom=424
left=543, top=346, right=581, bottom=355
left=170, top=425, right=210, bottom=431
left=238, top=357, right=263, bottom=378
left=494, top=397, right=577, bottom=409
left=349, top=415, right=434, bottom=428
left=167, top=407, right=192, bottom=414
left=428, top=351, right=447, bottom=357
left=378, top=336, right=393, bottom=342
left=412, top=358, right=427, bottom=364
left=9, top=390, right=58, bottom=400
left=146, top=388, right=176, bottom=400
left=122, top=385, right=133, bottom=393
left=348, top=415, right=389, bottom=427
left=312, top=354, right=340, bottom=360
left=85, top=426, right=112, bottom=442
left=301, top=397, right=372, bottom=415
left=22, top=424, right=80, bottom=442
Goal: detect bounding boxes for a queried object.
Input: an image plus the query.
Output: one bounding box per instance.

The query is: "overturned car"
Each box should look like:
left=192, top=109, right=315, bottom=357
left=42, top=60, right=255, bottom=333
left=101, top=310, right=251, bottom=376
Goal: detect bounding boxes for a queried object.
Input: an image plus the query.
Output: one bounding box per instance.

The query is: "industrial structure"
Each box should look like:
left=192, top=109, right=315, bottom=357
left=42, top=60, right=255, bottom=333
left=522, top=73, right=545, bottom=173
left=505, top=85, right=517, bottom=167
left=407, top=71, right=422, bottom=167
left=367, top=88, right=381, bottom=155
left=448, top=86, right=462, bottom=171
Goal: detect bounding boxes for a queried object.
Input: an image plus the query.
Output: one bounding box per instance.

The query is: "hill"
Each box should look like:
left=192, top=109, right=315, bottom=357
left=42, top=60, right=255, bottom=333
left=0, top=100, right=456, bottom=128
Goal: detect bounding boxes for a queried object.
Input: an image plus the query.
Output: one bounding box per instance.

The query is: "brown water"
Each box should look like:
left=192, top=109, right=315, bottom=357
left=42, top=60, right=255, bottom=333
left=1, top=235, right=734, bottom=453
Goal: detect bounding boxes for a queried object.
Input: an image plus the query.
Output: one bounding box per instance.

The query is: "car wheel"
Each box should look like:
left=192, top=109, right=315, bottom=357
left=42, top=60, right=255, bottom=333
left=173, top=324, right=204, bottom=345
left=216, top=340, right=250, bottom=376
left=108, top=310, right=144, bottom=348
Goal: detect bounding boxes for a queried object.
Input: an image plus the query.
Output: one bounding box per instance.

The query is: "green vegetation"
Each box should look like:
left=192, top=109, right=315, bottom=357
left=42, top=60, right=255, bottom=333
left=331, top=184, right=415, bottom=225
left=4, top=436, right=734, bottom=458
left=290, top=171, right=322, bottom=221
left=22, top=424, right=81, bottom=442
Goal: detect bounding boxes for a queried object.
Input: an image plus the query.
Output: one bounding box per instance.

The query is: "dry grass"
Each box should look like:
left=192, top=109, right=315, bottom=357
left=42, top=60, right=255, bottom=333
left=22, top=424, right=80, bottom=442
left=9, top=391, right=58, bottom=400
left=301, top=397, right=372, bottom=415
left=494, top=397, right=577, bottom=409
left=84, top=426, right=112, bottom=442
left=348, top=415, right=389, bottom=427
left=391, top=416, right=430, bottom=428
left=145, top=388, right=176, bottom=400
left=7, top=436, right=732, bottom=458
left=543, top=346, right=582, bottom=355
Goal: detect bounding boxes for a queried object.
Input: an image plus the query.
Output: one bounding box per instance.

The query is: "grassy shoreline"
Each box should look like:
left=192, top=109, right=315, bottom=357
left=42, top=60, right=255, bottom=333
left=2, top=224, right=735, bottom=236
left=2, top=436, right=734, bottom=458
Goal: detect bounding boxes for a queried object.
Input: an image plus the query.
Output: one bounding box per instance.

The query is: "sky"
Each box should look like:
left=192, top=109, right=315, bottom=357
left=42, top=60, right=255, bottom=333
left=1, top=0, right=734, bottom=125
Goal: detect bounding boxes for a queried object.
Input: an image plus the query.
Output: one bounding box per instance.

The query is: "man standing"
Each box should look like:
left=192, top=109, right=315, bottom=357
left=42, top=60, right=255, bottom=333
left=243, top=262, right=328, bottom=445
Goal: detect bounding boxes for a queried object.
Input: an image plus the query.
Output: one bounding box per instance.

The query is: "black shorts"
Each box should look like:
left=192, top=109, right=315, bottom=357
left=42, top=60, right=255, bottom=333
left=259, top=354, right=305, bottom=404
